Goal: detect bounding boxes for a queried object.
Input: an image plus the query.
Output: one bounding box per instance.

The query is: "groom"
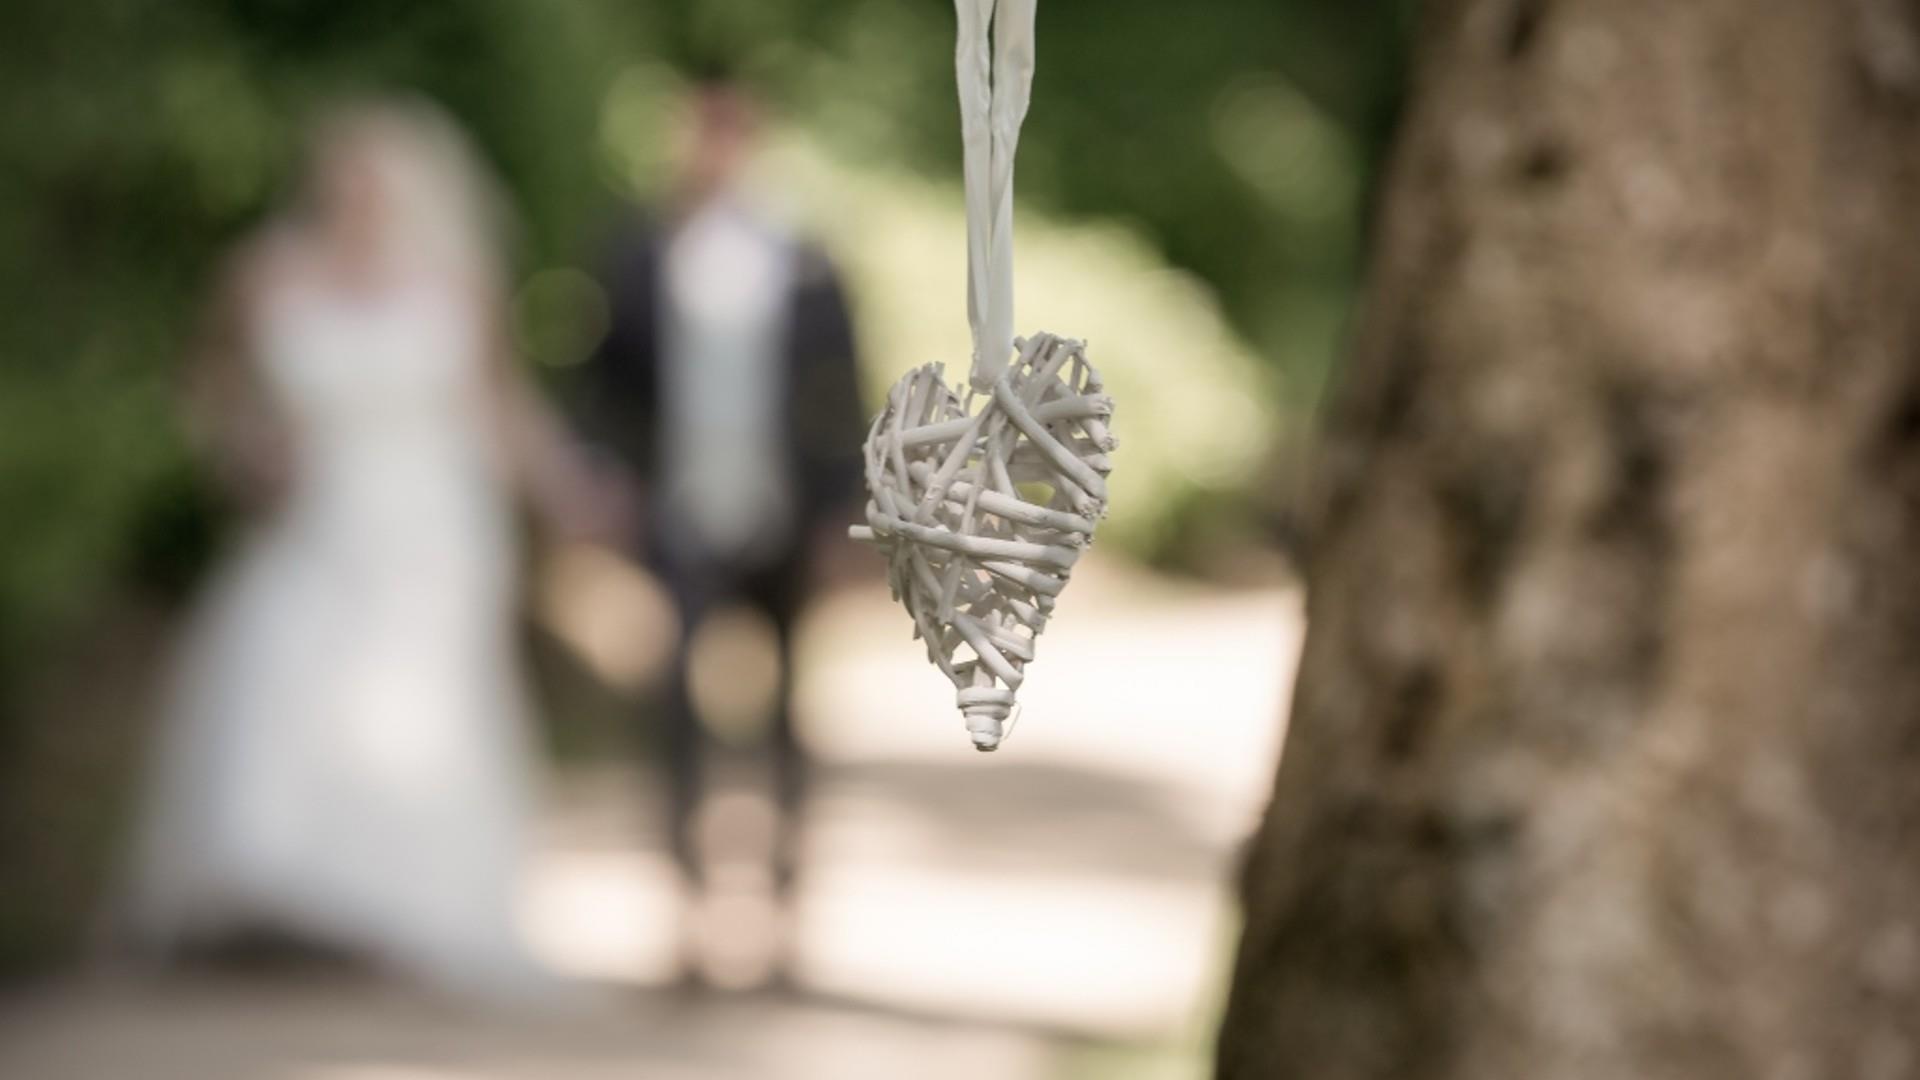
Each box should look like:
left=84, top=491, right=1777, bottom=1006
left=581, top=72, right=866, bottom=968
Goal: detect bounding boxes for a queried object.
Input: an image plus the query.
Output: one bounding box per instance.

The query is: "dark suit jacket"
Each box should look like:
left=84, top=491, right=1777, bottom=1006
left=581, top=216, right=867, bottom=571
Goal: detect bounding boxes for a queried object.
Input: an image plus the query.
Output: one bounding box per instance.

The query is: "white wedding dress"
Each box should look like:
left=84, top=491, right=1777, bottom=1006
left=127, top=274, right=546, bottom=993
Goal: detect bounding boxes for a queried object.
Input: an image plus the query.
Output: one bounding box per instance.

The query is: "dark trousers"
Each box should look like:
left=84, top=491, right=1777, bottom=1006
left=657, top=552, right=807, bottom=895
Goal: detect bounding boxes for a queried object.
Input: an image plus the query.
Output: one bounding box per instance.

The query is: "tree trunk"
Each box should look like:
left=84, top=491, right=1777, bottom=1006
left=1217, top=2, right=1920, bottom=1078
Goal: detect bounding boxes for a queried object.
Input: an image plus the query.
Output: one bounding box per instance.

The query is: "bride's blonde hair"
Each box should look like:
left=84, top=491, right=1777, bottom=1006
left=297, top=95, right=514, bottom=289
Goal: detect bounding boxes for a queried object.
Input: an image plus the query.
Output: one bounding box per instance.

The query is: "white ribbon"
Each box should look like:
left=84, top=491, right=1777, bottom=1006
left=954, top=0, right=1036, bottom=392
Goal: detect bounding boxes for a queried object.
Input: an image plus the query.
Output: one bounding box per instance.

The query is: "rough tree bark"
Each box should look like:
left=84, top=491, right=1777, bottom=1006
left=1217, top=2, right=1920, bottom=1078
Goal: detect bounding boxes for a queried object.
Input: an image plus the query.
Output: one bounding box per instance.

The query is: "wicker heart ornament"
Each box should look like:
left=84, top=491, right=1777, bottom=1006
left=849, top=331, right=1114, bottom=750
left=850, top=0, right=1116, bottom=749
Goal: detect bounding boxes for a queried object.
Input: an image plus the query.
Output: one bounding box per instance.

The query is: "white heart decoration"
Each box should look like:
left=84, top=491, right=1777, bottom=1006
left=850, top=331, right=1115, bottom=750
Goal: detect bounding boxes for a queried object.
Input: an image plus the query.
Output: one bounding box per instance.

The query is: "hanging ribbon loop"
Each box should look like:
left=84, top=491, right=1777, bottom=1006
left=954, top=0, right=1037, bottom=392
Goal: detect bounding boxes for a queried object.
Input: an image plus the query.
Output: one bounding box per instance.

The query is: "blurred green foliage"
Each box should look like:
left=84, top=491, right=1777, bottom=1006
left=0, top=0, right=1405, bottom=970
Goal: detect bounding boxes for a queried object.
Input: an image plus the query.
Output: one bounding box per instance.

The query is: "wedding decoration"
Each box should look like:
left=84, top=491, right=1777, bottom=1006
left=849, top=0, right=1116, bottom=751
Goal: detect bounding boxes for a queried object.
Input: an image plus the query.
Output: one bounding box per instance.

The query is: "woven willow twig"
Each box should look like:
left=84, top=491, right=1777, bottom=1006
left=849, top=331, right=1116, bottom=750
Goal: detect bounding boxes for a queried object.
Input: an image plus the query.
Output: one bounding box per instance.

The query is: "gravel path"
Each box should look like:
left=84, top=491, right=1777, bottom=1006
left=0, top=559, right=1300, bottom=1080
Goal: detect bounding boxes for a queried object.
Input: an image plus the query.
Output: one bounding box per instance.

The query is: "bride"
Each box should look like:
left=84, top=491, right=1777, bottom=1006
left=125, top=99, right=592, bottom=994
